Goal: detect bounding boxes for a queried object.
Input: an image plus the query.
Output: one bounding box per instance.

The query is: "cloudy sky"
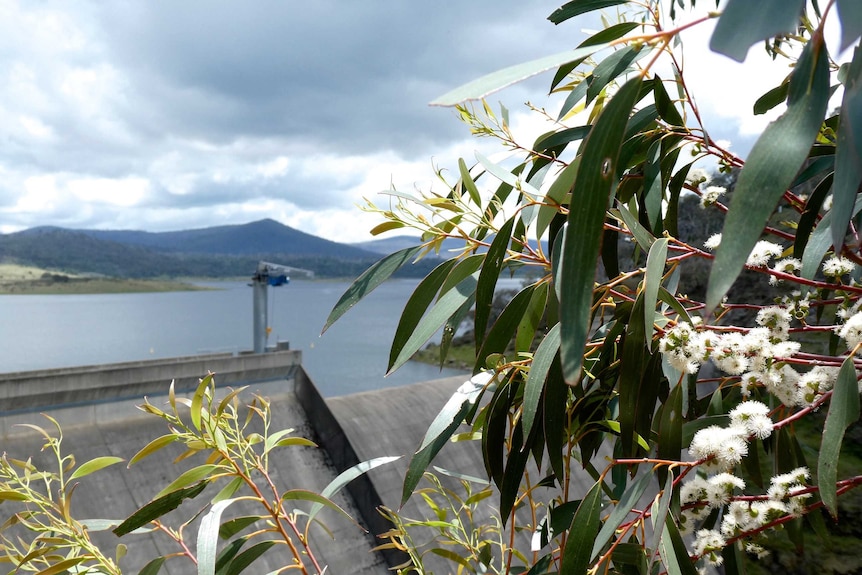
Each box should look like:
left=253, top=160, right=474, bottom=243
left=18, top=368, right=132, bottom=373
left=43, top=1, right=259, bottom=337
left=0, top=1, right=802, bottom=243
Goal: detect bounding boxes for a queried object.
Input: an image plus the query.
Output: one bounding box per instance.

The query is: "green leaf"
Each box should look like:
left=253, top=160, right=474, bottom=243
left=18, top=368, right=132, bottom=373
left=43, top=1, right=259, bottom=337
left=710, top=0, right=805, bottom=62
left=707, top=38, right=829, bottom=312
left=218, top=516, right=261, bottom=540
left=281, top=489, right=354, bottom=524
left=215, top=538, right=248, bottom=575
left=33, top=557, right=88, bottom=575
left=591, top=470, right=653, bottom=560
left=516, top=282, right=548, bottom=352
left=612, top=205, right=655, bottom=252
left=654, top=76, right=684, bottom=126
left=402, top=374, right=488, bottom=505
left=113, top=481, right=208, bottom=536
left=431, top=45, right=610, bottom=106
left=560, top=480, right=604, bottom=574
left=660, top=514, right=699, bottom=575
left=794, top=172, right=833, bottom=259
left=388, top=267, right=480, bottom=374
left=476, top=284, right=538, bottom=370
left=198, top=499, right=239, bottom=575
left=548, top=0, right=628, bottom=24
left=322, top=246, right=423, bottom=333
left=458, top=158, right=482, bottom=206
left=522, top=324, right=561, bottom=438
left=137, top=557, right=166, bottom=575
left=212, top=476, right=244, bottom=504
left=155, top=464, right=220, bottom=500
left=475, top=216, right=516, bottom=352
left=648, top=474, right=674, bottom=575
left=129, top=435, right=177, bottom=467
left=477, top=152, right=541, bottom=197
left=586, top=45, right=649, bottom=105
left=801, top=194, right=862, bottom=280
left=838, top=0, right=862, bottom=51
left=191, top=374, right=213, bottom=432
left=818, top=356, right=861, bottom=518
left=68, top=456, right=124, bottom=481
left=753, top=81, right=789, bottom=115
left=644, top=238, right=668, bottom=341
left=223, top=541, right=276, bottom=575
left=560, top=76, right=642, bottom=384
left=307, top=456, right=401, bottom=527
left=537, top=158, right=579, bottom=241
left=544, top=355, right=568, bottom=482
left=388, top=258, right=458, bottom=369
left=832, top=46, right=862, bottom=252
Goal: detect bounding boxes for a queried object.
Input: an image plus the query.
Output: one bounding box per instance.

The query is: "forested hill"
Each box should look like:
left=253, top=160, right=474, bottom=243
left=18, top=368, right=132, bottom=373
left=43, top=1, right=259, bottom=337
left=0, top=219, right=438, bottom=279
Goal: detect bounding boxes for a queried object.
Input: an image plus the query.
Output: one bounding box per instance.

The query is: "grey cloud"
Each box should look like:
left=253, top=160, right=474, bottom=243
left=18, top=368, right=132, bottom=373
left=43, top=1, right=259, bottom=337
left=95, top=1, right=576, bottom=156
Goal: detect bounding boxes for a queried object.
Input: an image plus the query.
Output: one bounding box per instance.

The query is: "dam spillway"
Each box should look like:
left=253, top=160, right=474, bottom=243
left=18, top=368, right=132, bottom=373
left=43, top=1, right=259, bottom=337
left=0, top=350, right=481, bottom=574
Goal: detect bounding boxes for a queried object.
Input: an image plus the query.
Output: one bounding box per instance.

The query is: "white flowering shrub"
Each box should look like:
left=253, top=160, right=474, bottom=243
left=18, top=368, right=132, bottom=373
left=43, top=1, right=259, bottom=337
left=329, top=0, right=862, bottom=573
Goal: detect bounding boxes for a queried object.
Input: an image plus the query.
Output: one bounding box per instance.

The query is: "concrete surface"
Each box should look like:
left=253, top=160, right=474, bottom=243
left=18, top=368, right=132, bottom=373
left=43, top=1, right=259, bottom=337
left=0, top=357, right=388, bottom=575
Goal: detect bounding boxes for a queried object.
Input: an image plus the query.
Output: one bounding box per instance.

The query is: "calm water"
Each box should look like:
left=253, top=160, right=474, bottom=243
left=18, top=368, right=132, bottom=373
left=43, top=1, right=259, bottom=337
left=0, top=279, right=476, bottom=397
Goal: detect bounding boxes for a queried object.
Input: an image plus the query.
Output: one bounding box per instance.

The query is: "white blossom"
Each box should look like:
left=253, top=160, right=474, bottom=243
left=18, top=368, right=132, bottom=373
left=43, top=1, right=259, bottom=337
left=769, top=257, right=802, bottom=285
left=689, top=425, right=748, bottom=470
left=706, top=473, right=745, bottom=506
left=837, top=311, right=862, bottom=351
left=822, top=255, right=856, bottom=278
left=704, top=233, right=722, bottom=250
left=729, top=401, right=774, bottom=440
left=746, top=240, right=783, bottom=267
left=688, top=168, right=710, bottom=186
left=700, top=185, right=726, bottom=208
left=693, top=529, right=726, bottom=566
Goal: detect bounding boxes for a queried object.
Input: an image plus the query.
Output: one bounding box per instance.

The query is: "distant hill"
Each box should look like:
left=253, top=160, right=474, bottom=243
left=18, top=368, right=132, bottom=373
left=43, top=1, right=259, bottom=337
left=80, top=218, right=378, bottom=259
left=0, top=220, right=440, bottom=279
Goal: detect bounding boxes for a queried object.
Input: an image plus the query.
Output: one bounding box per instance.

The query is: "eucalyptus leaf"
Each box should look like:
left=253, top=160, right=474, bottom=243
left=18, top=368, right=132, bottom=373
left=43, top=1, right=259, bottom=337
left=710, top=0, right=805, bottom=62
left=560, top=76, right=643, bottom=384
left=819, top=356, right=861, bottom=518
left=323, top=246, right=423, bottom=333
left=707, top=37, right=829, bottom=312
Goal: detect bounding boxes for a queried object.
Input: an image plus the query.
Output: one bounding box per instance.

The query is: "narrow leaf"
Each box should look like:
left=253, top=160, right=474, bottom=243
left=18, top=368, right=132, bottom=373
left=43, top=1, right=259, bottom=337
left=560, top=480, right=604, bottom=574
left=69, top=456, right=124, bottom=481
left=818, top=356, right=860, bottom=518
left=198, top=499, right=239, bottom=575
left=522, top=324, right=561, bottom=438
left=137, top=557, right=166, bottom=575
left=113, top=481, right=208, bottom=536
left=388, top=270, right=480, bottom=374
left=432, top=45, right=610, bottom=106
left=548, top=0, right=628, bottom=24
left=388, top=258, right=458, bottom=369
left=475, top=216, right=516, bottom=351
left=707, top=38, right=829, bottom=312
left=308, top=456, right=401, bottom=526
left=458, top=158, right=482, bottom=206
left=223, top=541, right=276, bottom=575
left=403, top=374, right=488, bottom=505
left=710, top=0, right=805, bottom=62
left=644, top=238, right=668, bottom=341
left=155, top=465, right=219, bottom=500
left=832, top=46, right=862, bottom=252
left=281, top=489, right=355, bottom=525
left=560, top=76, right=643, bottom=384
left=837, top=0, right=862, bottom=51
left=323, top=246, right=423, bottom=333
left=591, top=469, right=654, bottom=560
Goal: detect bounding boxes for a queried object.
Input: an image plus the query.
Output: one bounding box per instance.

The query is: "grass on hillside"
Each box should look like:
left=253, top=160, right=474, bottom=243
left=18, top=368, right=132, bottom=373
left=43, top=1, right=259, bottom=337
left=0, top=263, right=205, bottom=294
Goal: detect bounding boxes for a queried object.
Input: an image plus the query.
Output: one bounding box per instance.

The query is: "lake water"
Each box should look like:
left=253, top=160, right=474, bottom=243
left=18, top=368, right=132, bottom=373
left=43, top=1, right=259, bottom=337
left=0, top=279, right=493, bottom=397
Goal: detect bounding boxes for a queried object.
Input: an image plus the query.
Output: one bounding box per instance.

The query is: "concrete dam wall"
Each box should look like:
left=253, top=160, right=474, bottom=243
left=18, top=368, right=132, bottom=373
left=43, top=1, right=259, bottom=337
left=0, top=351, right=599, bottom=574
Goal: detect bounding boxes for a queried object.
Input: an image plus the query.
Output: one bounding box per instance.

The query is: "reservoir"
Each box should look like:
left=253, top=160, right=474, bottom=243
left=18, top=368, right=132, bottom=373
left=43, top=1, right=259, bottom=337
left=0, top=278, right=478, bottom=397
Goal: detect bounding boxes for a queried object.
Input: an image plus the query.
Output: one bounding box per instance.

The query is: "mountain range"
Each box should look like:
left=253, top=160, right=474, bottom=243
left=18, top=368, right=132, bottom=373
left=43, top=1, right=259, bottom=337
left=0, top=219, right=437, bottom=279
